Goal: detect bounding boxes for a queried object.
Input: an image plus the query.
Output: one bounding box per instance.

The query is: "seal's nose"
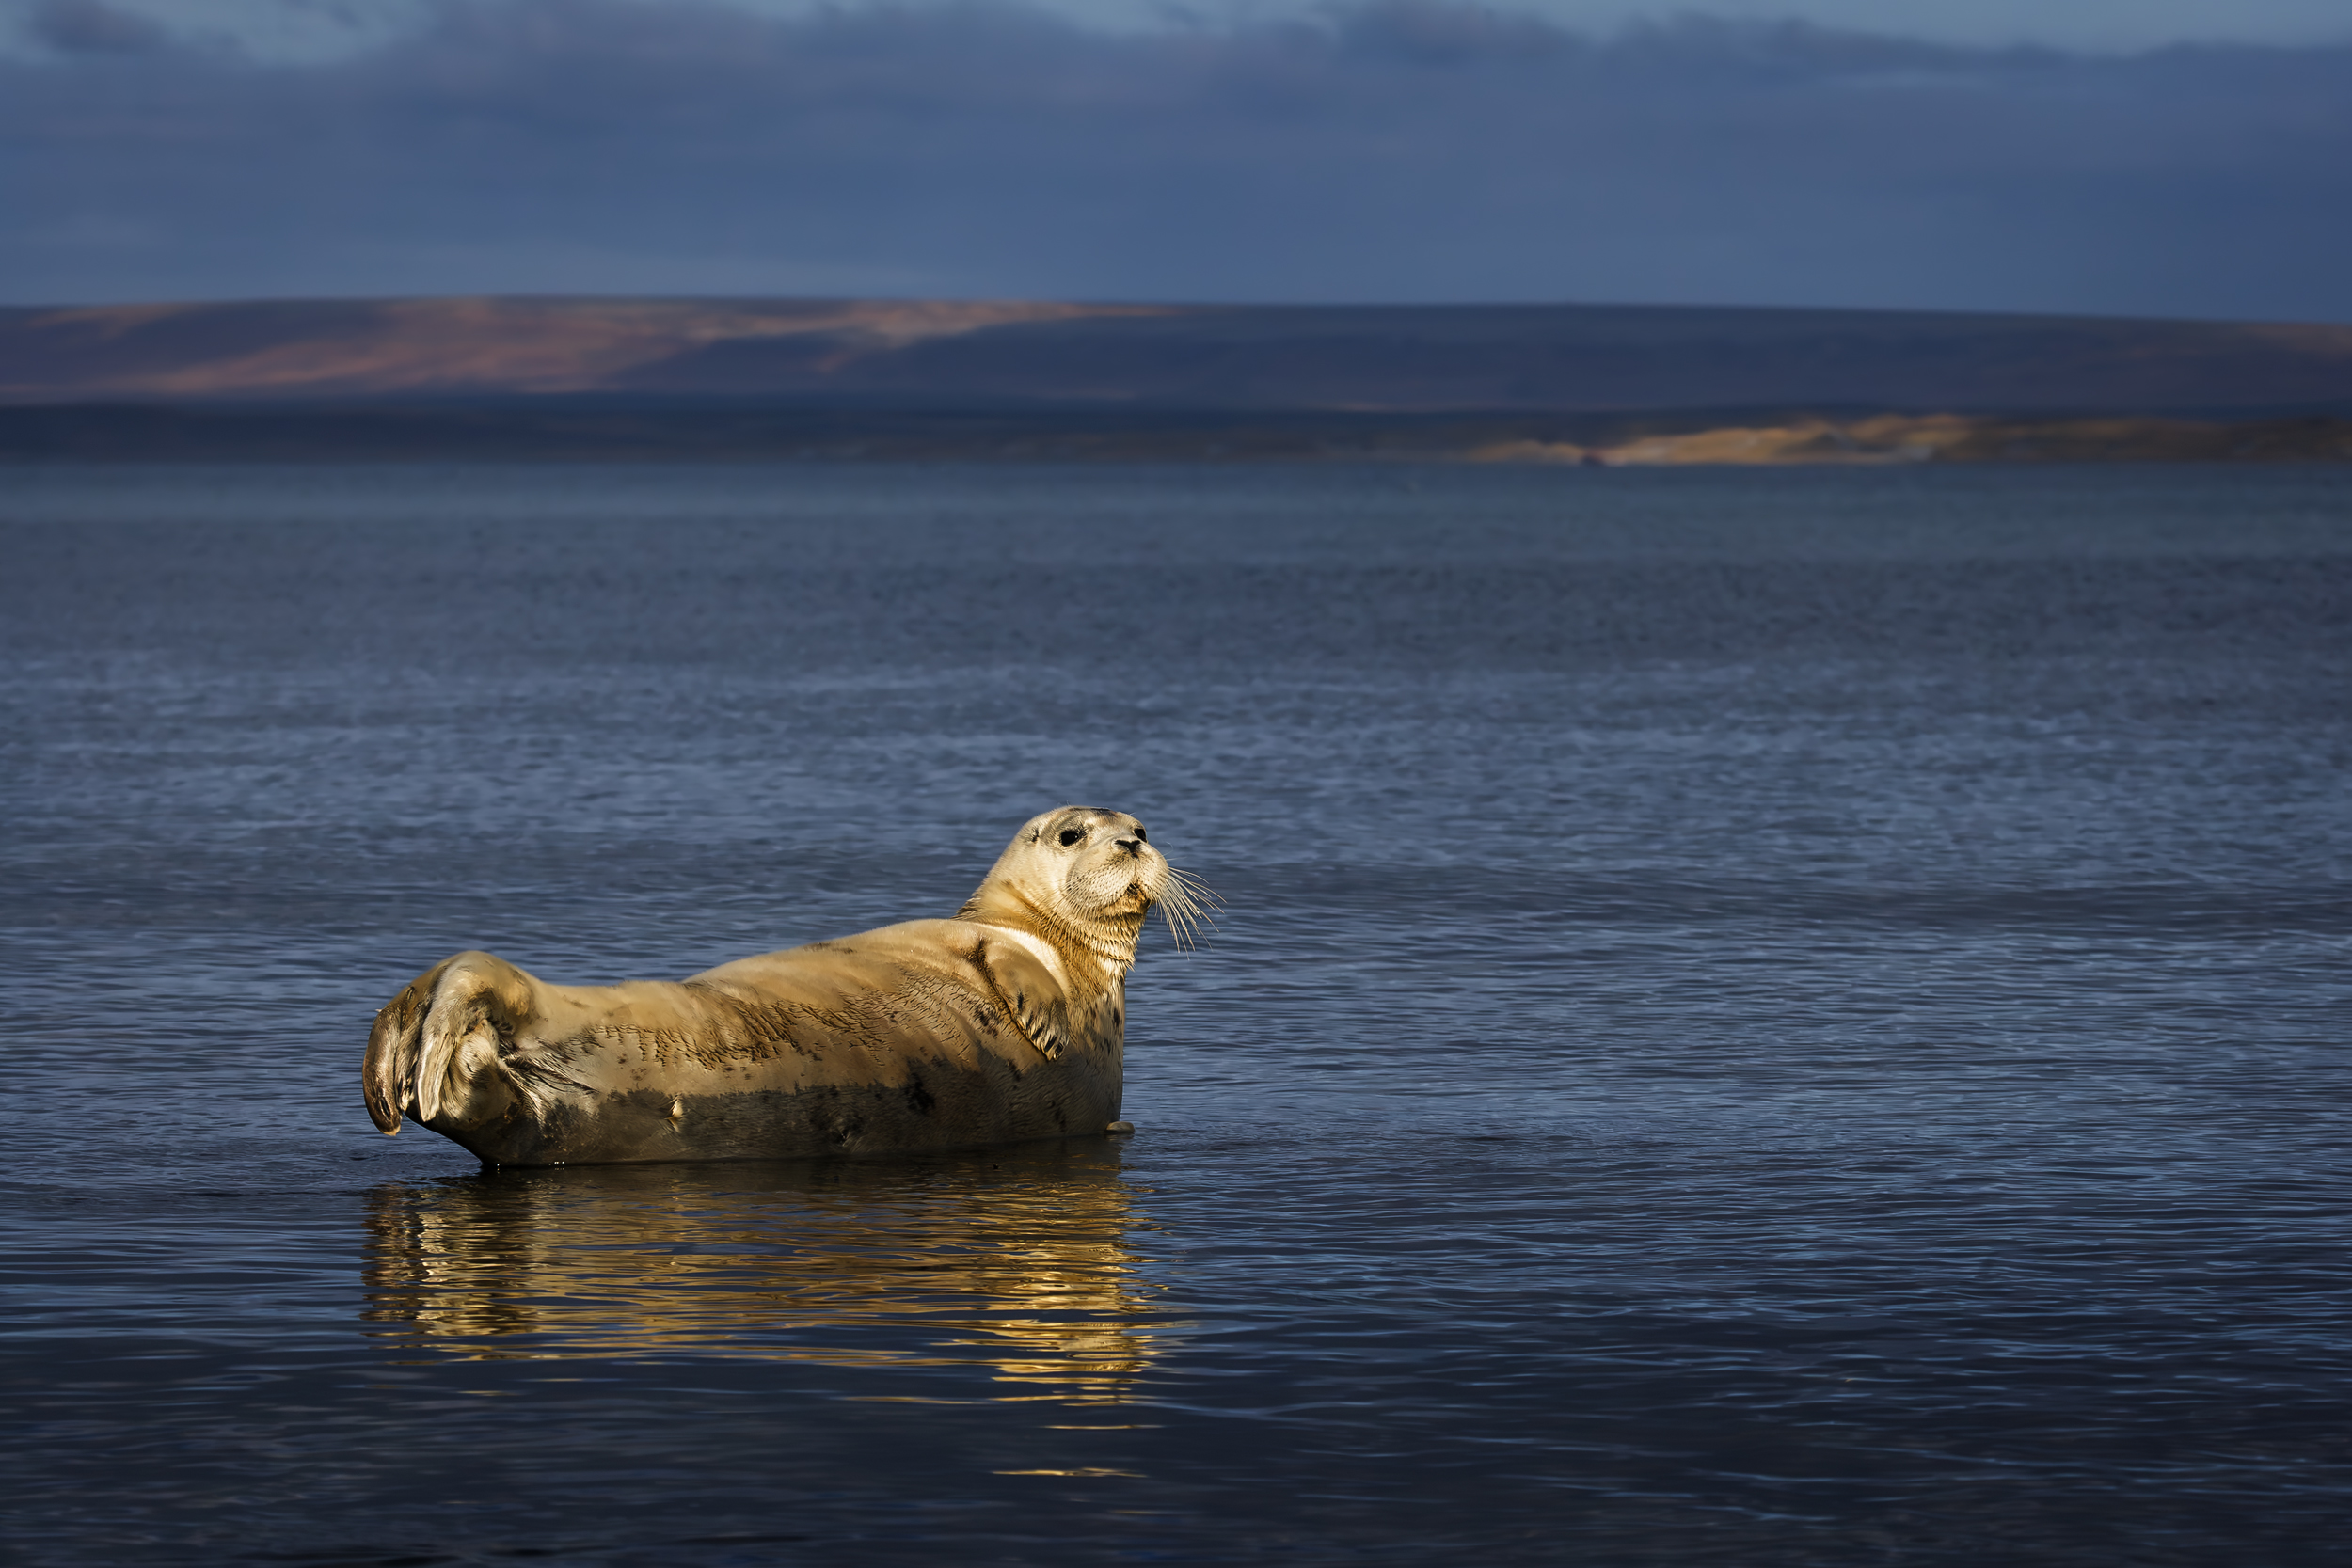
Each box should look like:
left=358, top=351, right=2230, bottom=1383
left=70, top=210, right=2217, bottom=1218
left=1115, top=836, right=1143, bottom=856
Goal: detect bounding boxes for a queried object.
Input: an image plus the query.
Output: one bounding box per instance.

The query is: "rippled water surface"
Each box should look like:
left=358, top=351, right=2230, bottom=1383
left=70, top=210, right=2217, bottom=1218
left=5, top=463, right=2350, bottom=1564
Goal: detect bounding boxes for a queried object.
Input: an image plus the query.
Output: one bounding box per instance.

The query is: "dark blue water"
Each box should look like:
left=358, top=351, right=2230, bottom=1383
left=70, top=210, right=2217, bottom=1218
left=5, top=462, right=2349, bottom=1565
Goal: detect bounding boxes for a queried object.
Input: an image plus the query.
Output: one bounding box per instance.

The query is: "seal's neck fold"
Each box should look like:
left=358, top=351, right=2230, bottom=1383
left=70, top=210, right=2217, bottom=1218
left=958, top=880, right=1143, bottom=990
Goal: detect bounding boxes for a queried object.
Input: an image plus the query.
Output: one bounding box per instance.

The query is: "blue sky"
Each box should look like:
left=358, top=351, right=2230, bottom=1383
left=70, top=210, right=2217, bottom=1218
left=4, top=0, right=2349, bottom=318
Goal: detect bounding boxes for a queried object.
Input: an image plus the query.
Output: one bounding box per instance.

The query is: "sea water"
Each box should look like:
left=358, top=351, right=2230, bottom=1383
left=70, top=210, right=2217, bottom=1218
left=3, top=461, right=2348, bottom=1565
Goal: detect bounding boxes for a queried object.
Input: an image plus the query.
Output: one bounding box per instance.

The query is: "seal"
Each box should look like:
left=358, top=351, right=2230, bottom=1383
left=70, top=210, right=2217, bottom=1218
left=362, top=806, right=1208, bottom=1166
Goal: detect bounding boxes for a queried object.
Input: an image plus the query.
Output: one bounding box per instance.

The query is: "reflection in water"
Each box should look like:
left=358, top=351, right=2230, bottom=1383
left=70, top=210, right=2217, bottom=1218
left=360, top=1141, right=1172, bottom=1402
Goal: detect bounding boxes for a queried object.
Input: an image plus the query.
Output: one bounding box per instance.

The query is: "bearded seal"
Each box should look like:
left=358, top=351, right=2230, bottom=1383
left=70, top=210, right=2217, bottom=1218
left=362, top=806, right=1209, bottom=1166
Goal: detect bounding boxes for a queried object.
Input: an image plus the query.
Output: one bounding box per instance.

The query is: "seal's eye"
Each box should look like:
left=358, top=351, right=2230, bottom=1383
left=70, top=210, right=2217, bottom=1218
left=1134, top=827, right=1147, bottom=841
left=1057, top=828, right=1086, bottom=847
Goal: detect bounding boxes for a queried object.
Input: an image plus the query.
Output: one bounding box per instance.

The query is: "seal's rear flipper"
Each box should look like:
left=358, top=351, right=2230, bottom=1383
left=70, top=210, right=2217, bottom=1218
left=363, top=956, right=456, bottom=1133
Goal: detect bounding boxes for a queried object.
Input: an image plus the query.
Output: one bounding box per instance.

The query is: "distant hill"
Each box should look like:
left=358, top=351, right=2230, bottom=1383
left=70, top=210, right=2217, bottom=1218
left=7, top=296, right=2352, bottom=414
left=5, top=297, right=2351, bottom=462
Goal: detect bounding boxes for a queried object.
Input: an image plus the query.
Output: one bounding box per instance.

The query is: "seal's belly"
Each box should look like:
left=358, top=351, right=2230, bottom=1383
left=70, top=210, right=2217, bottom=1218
left=451, top=1044, right=1121, bottom=1166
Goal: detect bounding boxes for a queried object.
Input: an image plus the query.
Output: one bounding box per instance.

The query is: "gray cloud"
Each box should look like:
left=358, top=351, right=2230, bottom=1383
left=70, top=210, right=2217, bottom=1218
left=24, top=0, right=171, bottom=52
left=2, top=0, right=2348, bottom=318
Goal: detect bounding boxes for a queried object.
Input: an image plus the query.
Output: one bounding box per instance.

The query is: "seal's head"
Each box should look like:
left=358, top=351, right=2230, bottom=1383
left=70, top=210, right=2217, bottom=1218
left=959, top=805, right=1211, bottom=973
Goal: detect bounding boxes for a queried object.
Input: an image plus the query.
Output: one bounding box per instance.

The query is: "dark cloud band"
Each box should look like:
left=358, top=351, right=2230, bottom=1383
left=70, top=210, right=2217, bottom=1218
left=3, top=0, right=2348, bottom=317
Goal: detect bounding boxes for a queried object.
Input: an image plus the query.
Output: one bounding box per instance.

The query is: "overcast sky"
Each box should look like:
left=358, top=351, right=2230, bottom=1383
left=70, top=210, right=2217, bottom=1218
left=9, top=0, right=2352, bottom=55
left=5, top=0, right=2349, bottom=318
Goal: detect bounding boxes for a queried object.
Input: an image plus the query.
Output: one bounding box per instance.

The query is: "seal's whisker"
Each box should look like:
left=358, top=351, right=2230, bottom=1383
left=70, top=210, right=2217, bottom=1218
left=1171, top=866, right=1220, bottom=908
left=1152, top=866, right=1217, bottom=949
left=1168, top=870, right=1219, bottom=920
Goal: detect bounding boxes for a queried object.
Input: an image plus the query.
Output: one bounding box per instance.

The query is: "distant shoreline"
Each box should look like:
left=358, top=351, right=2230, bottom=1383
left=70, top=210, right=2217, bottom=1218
left=6, top=296, right=2349, bottom=463
left=3, top=402, right=2347, bottom=465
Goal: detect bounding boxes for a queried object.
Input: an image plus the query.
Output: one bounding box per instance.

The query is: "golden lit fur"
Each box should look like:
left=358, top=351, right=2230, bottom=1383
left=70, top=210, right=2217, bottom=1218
left=363, top=806, right=1208, bottom=1166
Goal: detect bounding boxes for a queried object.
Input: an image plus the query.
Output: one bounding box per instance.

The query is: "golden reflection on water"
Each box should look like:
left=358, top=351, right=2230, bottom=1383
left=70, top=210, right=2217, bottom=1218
left=360, top=1140, right=1172, bottom=1402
